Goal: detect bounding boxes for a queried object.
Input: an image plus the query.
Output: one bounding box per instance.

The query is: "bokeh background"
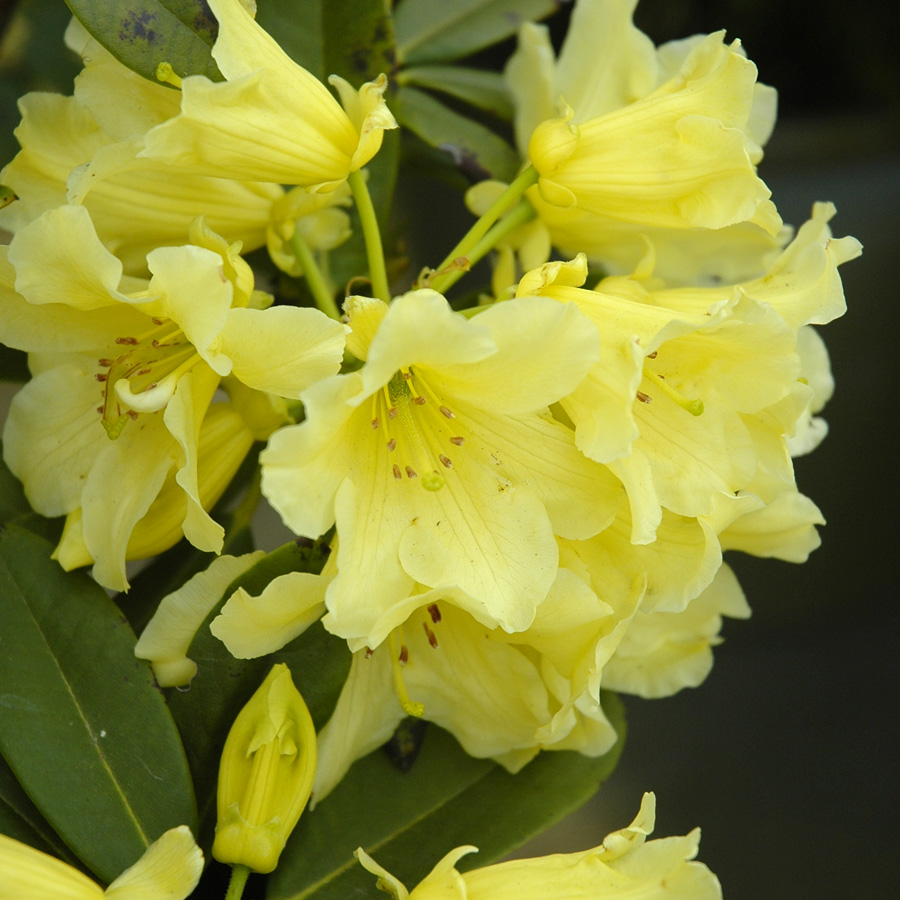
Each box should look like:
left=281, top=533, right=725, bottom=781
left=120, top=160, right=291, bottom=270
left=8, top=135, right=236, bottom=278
left=2, top=1, right=898, bottom=898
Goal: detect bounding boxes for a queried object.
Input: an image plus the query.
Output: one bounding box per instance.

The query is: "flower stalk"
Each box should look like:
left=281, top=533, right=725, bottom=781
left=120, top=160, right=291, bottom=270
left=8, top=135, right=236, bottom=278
left=349, top=168, right=391, bottom=303
left=430, top=165, right=538, bottom=294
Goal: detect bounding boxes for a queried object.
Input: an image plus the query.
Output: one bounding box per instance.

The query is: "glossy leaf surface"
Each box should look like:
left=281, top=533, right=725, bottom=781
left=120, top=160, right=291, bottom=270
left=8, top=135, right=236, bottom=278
left=0, top=524, right=197, bottom=883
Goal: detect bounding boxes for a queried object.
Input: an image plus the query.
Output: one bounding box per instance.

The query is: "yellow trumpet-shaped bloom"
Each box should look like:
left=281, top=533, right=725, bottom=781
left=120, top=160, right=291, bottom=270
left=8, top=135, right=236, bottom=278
left=261, top=289, right=623, bottom=645
left=0, top=826, right=202, bottom=900
left=1, top=207, right=345, bottom=589
left=139, top=0, right=397, bottom=191
left=527, top=31, right=777, bottom=233
left=501, top=0, right=786, bottom=284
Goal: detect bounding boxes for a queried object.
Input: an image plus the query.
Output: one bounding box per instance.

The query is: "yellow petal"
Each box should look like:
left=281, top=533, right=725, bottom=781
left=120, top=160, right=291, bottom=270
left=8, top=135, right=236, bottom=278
left=135, top=551, right=265, bottom=687
left=0, top=834, right=102, bottom=900
left=104, top=826, right=203, bottom=900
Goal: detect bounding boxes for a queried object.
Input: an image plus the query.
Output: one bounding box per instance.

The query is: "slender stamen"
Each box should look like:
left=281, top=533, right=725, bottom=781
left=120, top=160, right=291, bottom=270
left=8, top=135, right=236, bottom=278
left=644, top=369, right=704, bottom=416
left=387, top=631, right=424, bottom=717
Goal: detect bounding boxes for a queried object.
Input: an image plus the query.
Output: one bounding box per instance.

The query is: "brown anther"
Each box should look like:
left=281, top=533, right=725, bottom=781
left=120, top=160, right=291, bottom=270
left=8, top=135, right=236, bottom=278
left=152, top=317, right=165, bottom=325
left=439, top=454, right=452, bottom=468
left=115, top=337, right=138, bottom=345
left=386, top=438, right=396, bottom=451
left=636, top=390, right=652, bottom=404
left=151, top=340, right=161, bottom=348
left=647, top=350, right=658, bottom=359
left=398, top=645, right=409, bottom=665
left=449, top=436, right=465, bottom=446
left=127, top=410, right=139, bottom=420
left=413, top=396, right=426, bottom=405
left=365, top=648, right=374, bottom=659
left=439, top=406, right=454, bottom=419
left=96, top=406, right=104, bottom=415
left=371, top=417, right=380, bottom=429
left=393, top=464, right=402, bottom=480
left=423, top=622, right=439, bottom=649
left=427, top=602, right=442, bottom=623
left=405, top=466, right=418, bottom=479
left=138, top=368, right=152, bottom=376
left=98, top=358, right=115, bottom=367
left=402, top=371, right=411, bottom=380
left=388, top=407, right=398, bottom=419
left=95, top=373, right=108, bottom=382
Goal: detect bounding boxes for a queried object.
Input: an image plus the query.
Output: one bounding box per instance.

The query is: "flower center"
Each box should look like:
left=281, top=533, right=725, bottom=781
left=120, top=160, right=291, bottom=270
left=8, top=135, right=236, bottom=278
left=636, top=351, right=704, bottom=416
left=370, top=366, right=466, bottom=491
left=95, top=318, right=201, bottom=439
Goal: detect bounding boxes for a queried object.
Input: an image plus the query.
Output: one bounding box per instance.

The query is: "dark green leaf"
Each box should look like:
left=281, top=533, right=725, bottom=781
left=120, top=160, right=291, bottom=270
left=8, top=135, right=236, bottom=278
left=0, top=446, right=65, bottom=564
left=398, top=66, right=513, bottom=119
left=0, top=524, right=197, bottom=883
left=393, top=85, right=520, bottom=181
left=166, top=540, right=350, bottom=848
left=395, top=0, right=559, bottom=65
left=268, top=694, right=625, bottom=900
left=63, top=0, right=222, bottom=83
left=0, top=444, right=31, bottom=525
left=0, top=754, right=80, bottom=866
left=256, top=0, right=395, bottom=86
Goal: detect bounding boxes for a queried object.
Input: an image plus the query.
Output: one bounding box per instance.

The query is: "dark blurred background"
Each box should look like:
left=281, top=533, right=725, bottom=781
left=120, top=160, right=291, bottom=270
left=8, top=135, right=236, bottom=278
left=2, top=1, right=897, bottom=898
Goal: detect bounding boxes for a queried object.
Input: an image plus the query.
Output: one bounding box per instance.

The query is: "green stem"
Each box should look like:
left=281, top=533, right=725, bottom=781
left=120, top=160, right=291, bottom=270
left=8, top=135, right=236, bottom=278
left=290, top=229, right=341, bottom=320
left=225, top=864, right=251, bottom=900
left=348, top=168, right=390, bottom=303
left=434, top=200, right=536, bottom=295
left=430, top=165, right=538, bottom=294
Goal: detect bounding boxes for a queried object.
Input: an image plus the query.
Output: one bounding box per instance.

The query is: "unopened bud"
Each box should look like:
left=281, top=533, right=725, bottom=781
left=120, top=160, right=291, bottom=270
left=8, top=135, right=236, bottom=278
left=212, top=663, right=317, bottom=873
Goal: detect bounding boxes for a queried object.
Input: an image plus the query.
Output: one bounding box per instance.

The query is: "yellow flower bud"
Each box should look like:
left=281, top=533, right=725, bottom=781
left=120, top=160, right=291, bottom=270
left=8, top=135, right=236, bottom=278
left=212, top=663, right=317, bottom=874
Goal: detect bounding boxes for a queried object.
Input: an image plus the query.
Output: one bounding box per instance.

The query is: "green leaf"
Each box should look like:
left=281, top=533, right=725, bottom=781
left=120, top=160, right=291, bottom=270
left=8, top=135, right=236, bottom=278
left=0, top=447, right=64, bottom=560
left=0, top=524, right=197, bottom=883
left=393, top=85, right=520, bottom=181
left=256, top=0, right=395, bottom=86
left=63, top=0, right=222, bottom=83
left=0, top=446, right=31, bottom=525
left=0, top=754, right=80, bottom=866
left=268, top=693, right=625, bottom=900
left=165, top=540, right=351, bottom=848
left=398, top=66, right=514, bottom=119
left=395, top=0, right=560, bottom=65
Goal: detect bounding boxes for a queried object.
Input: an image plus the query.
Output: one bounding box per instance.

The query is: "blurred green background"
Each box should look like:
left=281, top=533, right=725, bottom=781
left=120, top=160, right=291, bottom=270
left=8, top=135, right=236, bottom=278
left=1, top=1, right=897, bottom=898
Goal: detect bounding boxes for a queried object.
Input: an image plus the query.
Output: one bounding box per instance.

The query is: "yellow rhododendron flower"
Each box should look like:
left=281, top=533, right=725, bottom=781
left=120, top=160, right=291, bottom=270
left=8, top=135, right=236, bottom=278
left=355, top=793, right=720, bottom=900
left=516, top=227, right=857, bottom=546
left=0, top=207, right=346, bottom=589
left=139, top=0, right=397, bottom=192
left=499, top=0, right=786, bottom=284
left=0, top=826, right=202, bottom=900
left=526, top=30, right=778, bottom=233
left=261, top=288, right=623, bottom=644
left=197, top=504, right=743, bottom=803
left=0, top=20, right=286, bottom=276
